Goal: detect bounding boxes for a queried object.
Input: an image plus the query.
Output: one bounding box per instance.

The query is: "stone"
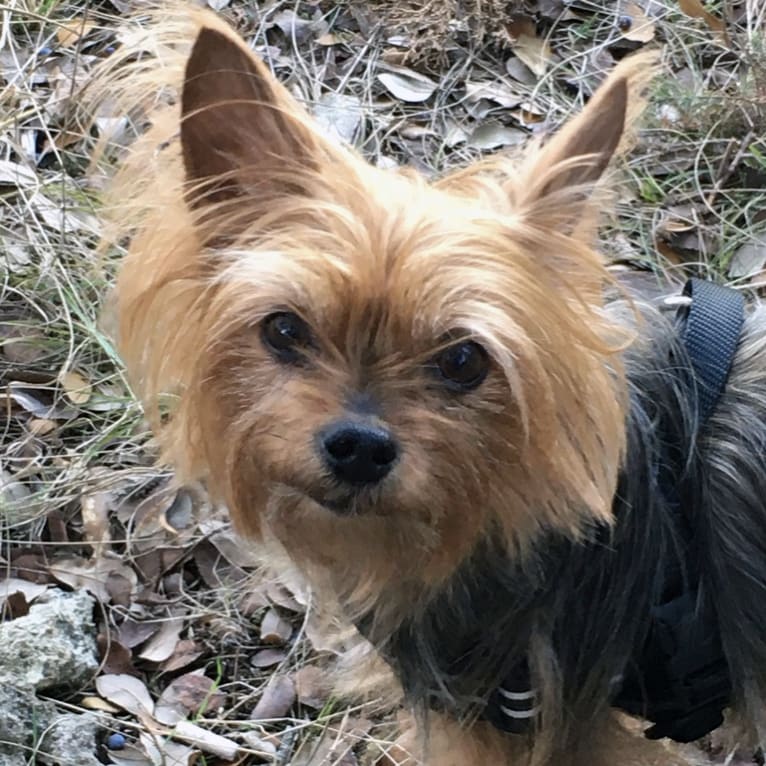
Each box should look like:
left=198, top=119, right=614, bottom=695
left=0, top=589, right=98, bottom=690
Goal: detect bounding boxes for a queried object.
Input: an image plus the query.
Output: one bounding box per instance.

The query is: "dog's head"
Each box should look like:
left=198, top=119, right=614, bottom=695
left=113, top=16, right=653, bottom=596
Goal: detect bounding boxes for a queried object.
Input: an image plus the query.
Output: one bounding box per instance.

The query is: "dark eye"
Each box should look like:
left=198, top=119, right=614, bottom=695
left=434, top=340, right=490, bottom=390
left=261, top=311, right=312, bottom=362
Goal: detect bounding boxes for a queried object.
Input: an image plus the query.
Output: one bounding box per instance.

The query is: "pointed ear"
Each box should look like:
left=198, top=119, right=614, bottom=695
left=516, top=51, right=657, bottom=223
left=180, top=26, right=325, bottom=209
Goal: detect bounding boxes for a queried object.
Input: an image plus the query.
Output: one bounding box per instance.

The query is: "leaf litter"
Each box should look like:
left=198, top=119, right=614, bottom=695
left=1, top=0, right=765, bottom=764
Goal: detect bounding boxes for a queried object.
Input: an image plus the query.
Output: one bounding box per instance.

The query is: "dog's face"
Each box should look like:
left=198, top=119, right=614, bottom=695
left=119, top=22, right=640, bottom=594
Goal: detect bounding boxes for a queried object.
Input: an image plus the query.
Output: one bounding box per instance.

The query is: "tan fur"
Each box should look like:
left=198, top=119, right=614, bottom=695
left=88, top=7, right=679, bottom=764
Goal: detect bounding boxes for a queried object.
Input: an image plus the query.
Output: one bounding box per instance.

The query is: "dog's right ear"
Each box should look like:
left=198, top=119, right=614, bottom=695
left=181, top=27, right=327, bottom=212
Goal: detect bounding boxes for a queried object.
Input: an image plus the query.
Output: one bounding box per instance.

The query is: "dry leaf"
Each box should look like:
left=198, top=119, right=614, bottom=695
left=729, top=237, right=766, bottom=280
left=155, top=671, right=226, bottom=725
left=464, top=80, right=524, bottom=109
left=251, top=648, right=288, bottom=668
left=0, top=324, right=46, bottom=364
left=80, top=695, right=121, bottom=713
left=81, top=491, right=111, bottom=554
left=294, top=665, right=329, bottom=709
left=160, top=639, right=204, bottom=673
left=620, top=2, right=655, bottom=43
left=260, top=608, right=293, bottom=645
left=0, top=577, right=48, bottom=604
left=97, top=634, right=135, bottom=676
left=28, top=418, right=57, bottom=436
left=314, top=92, right=362, bottom=145
left=467, top=124, right=527, bottom=150
left=378, top=67, right=437, bottom=102
left=118, top=618, right=159, bottom=649
left=505, top=17, right=553, bottom=77
left=56, top=19, right=97, bottom=47
left=138, top=617, right=184, bottom=662
left=251, top=674, right=296, bottom=720
left=59, top=370, right=92, bottom=405
left=96, top=673, right=155, bottom=716
left=49, top=556, right=137, bottom=603
left=505, top=56, right=537, bottom=85
left=0, top=160, right=37, bottom=187
left=139, top=732, right=197, bottom=766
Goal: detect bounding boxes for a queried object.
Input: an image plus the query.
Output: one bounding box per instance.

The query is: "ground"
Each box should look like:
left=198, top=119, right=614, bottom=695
left=0, top=0, right=765, bottom=764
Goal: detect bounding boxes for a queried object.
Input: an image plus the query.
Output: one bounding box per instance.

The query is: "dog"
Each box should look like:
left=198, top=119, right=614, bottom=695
left=92, top=8, right=766, bottom=765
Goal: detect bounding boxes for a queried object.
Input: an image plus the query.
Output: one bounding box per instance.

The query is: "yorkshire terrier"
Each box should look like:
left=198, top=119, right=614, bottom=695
left=94, top=8, right=766, bottom=766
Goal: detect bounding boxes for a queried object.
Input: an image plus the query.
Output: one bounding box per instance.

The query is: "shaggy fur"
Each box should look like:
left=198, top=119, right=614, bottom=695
left=90, top=8, right=766, bottom=766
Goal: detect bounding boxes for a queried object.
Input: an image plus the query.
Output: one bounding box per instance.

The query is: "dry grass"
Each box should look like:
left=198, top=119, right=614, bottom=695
left=1, top=0, right=765, bottom=764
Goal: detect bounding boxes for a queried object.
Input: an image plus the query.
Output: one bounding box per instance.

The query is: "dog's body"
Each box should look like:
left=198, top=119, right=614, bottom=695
left=94, top=9, right=766, bottom=765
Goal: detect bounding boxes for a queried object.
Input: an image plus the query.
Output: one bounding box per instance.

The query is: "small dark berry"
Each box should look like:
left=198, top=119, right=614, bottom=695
left=617, top=15, right=633, bottom=31
left=107, top=733, right=126, bottom=751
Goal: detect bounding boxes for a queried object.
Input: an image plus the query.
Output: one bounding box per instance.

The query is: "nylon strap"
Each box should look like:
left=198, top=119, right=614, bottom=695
left=680, top=278, right=744, bottom=422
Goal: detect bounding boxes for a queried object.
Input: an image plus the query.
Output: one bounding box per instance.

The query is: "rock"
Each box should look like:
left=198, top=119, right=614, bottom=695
left=0, top=685, right=55, bottom=759
left=41, top=711, right=103, bottom=766
left=0, top=590, right=101, bottom=765
left=0, top=589, right=98, bottom=690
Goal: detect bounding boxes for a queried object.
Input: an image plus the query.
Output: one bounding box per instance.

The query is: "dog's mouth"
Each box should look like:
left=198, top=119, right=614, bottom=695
left=280, top=483, right=376, bottom=516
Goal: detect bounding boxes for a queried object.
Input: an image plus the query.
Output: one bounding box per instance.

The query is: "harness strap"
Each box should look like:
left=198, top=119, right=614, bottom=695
left=680, top=278, right=744, bottom=422
left=484, top=278, right=745, bottom=741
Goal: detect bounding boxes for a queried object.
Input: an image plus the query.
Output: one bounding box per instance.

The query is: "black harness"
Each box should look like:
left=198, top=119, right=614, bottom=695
left=485, top=278, right=746, bottom=743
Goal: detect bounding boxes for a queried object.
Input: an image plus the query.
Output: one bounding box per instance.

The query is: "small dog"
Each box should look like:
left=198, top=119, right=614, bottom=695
left=95, top=9, right=766, bottom=766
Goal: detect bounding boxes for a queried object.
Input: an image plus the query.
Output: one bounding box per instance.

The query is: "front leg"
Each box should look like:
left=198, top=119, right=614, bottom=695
left=391, top=711, right=701, bottom=766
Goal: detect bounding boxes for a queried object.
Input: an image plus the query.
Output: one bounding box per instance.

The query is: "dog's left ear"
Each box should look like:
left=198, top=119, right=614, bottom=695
left=514, top=51, right=657, bottom=230
left=180, top=26, right=331, bottom=212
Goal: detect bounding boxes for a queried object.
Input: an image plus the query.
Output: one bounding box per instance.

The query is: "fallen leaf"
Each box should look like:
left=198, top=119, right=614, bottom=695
left=0, top=323, right=46, bottom=364
left=251, top=674, right=296, bottom=720
left=260, top=608, right=293, bottom=645
left=80, top=695, right=121, bottom=713
left=729, top=237, right=766, bottom=280
left=96, top=673, right=154, bottom=717
left=171, top=720, right=239, bottom=760
left=294, top=665, right=329, bottom=709
left=59, top=370, right=92, bottom=405
left=505, top=16, right=553, bottom=77
left=313, top=92, right=362, bottom=145
left=28, top=418, right=57, bottom=436
left=0, top=160, right=37, bottom=187
left=81, top=491, right=111, bottom=554
left=139, top=733, right=197, bottom=766
left=97, top=634, right=135, bottom=676
left=159, top=640, right=204, bottom=673
left=0, top=576, right=48, bottom=604
left=467, top=124, right=527, bottom=150
left=49, top=556, right=137, bottom=604
left=104, top=743, right=154, bottom=766
left=118, top=618, right=158, bottom=649
left=377, top=67, right=437, bottom=102
left=464, top=80, right=524, bottom=109
left=251, top=648, right=288, bottom=668
left=138, top=617, right=184, bottom=663
left=619, top=2, right=656, bottom=43
left=505, top=56, right=537, bottom=85
left=155, top=672, right=226, bottom=726
left=56, top=19, right=97, bottom=47
left=0, top=469, right=31, bottom=507
left=208, top=528, right=262, bottom=569
left=240, top=731, right=278, bottom=757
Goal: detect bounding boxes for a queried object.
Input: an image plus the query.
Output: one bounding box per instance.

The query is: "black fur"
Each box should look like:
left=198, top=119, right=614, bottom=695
left=359, top=291, right=766, bottom=755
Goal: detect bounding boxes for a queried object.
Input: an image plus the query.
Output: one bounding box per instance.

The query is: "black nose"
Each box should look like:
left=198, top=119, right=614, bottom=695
left=319, top=421, right=398, bottom=485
